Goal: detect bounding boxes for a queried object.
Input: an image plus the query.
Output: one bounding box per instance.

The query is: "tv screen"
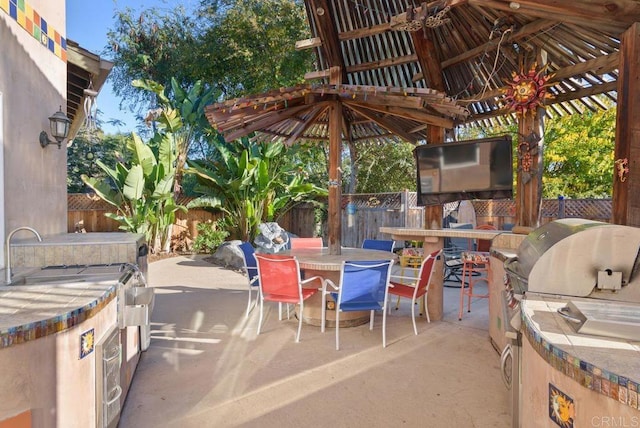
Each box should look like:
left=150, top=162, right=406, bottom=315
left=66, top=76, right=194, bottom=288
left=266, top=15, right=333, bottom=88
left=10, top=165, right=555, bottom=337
left=414, top=136, right=513, bottom=206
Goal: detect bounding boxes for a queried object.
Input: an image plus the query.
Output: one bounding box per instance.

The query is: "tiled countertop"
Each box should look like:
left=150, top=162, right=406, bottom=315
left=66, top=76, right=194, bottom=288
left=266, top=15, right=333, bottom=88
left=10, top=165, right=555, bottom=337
left=0, top=271, right=123, bottom=348
left=521, top=294, right=640, bottom=411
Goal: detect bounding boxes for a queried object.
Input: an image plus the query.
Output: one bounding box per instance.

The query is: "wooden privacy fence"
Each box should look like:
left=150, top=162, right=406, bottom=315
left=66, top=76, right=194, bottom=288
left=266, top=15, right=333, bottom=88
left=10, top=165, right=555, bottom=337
left=69, top=193, right=612, bottom=248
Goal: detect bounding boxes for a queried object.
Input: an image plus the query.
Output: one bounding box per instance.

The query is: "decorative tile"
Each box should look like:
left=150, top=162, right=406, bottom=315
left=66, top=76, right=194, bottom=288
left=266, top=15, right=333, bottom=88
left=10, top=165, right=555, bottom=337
left=0, top=0, right=66, bottom=61
left=549, top=383, right=574, bottom=427
left=523, top=310, right=640, bottom=413
left=80, top=328, right=95, bottom=359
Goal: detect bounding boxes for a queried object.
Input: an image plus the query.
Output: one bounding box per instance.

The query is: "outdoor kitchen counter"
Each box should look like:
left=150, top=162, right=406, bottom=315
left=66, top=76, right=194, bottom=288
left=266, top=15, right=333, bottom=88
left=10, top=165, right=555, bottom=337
left=519, top=294, right=640, bottom=423
left=0, top=278, right=118, bottom=348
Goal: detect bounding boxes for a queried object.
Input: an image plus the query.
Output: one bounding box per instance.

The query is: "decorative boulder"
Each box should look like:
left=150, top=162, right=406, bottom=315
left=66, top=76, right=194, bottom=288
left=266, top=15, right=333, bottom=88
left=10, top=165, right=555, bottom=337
left=211, top=240, right=244, bottom=269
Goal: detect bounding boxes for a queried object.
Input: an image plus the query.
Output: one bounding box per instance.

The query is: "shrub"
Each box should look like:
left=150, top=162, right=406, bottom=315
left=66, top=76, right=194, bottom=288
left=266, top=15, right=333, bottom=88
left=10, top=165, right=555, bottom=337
left=193, top=220, right=229, bottom=253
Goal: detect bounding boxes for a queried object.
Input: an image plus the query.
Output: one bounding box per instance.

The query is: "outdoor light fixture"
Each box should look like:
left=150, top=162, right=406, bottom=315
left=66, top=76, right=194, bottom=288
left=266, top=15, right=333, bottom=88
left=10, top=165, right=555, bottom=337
left=39, top=107, right=71, bottom=149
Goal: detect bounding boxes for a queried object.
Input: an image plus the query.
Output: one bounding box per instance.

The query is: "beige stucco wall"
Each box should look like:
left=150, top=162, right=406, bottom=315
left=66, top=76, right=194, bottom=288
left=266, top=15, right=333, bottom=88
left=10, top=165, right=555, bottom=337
left=0, top=0, right=67, bottom=251
left=0, top=299, right=117, bottom=427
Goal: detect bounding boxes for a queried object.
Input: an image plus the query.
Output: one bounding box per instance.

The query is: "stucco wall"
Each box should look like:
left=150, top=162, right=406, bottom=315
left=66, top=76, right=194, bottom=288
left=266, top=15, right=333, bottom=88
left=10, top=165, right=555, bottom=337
left=0, top=0, right=67, bottom=247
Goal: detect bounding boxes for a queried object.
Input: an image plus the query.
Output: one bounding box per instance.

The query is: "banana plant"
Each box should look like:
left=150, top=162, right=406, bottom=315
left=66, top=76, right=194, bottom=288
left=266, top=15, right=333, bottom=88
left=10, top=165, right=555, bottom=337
left=82, top=109, right=186, bottom=253
left=187, top=136, right=327, bottom=241
left=132, top=77, right=217, bottom=197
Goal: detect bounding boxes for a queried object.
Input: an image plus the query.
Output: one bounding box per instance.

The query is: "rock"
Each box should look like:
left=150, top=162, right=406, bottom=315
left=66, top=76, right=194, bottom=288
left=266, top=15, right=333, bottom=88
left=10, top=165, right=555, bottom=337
left=211, top=240, right=244, bottom=268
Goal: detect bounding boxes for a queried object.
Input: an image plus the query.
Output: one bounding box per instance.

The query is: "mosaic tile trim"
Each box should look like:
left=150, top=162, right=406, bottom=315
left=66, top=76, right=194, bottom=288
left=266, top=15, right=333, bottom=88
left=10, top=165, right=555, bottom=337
left=0, top=286, right=116, bottom=349
left=0, top=0, right=67, bottom=62
left=522, top=311, right=640, bottom=412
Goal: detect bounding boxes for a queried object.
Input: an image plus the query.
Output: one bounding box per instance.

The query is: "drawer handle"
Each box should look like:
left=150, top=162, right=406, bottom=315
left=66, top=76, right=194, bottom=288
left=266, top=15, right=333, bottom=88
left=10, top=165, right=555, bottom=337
left=106, top=385, right=122, bottom=406
left=104, top=345, right=121, bottom=363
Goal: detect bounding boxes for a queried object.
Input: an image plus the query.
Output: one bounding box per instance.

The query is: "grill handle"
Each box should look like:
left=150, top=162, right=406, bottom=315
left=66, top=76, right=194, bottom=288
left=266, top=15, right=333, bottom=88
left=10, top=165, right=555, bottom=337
left=557, top=306, right=582, bottom=324
left=504, top=257, right=528, bottom=283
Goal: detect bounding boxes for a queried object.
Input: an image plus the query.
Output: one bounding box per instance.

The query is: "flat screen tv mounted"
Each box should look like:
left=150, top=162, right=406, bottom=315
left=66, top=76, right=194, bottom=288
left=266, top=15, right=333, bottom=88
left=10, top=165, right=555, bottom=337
left=414, top=135, right=513, bottom=206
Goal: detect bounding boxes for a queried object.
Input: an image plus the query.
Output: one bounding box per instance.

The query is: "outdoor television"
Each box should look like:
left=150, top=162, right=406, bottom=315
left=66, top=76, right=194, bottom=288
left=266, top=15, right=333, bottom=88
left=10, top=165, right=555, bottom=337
left=414, top=135, right=513, bottom=206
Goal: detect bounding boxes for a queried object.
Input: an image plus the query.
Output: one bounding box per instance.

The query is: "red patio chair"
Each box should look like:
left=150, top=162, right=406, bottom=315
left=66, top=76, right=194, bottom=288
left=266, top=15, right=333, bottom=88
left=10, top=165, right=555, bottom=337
left=290, top=237, right=324, bottom=249
left=388, top=249, right=442, bottom=335
left=254, top=253, right=323, bottom=342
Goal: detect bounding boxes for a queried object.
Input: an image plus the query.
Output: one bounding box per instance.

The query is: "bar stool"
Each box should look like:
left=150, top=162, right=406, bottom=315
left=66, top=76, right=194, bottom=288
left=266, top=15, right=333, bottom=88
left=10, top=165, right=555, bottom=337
left=458, top=251, right=490, bottom=320
left=458, top=224, right=495, bottom=320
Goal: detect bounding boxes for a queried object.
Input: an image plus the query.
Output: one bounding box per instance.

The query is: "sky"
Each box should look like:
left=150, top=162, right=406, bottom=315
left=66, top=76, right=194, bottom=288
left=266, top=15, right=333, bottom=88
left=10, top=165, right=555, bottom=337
left=65, top=0, right=197, bottom=135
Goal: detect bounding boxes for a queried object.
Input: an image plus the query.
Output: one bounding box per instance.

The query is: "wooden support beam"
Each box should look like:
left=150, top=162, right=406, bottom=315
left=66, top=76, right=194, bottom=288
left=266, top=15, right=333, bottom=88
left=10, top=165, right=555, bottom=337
left=345, top=101, right=454, bottom=129
left=468, top=0, right=638, bottom=34
left=328, top=66, right=343, bottom=254
left=285, top=103, right=330, bottom=145
left=308, top=0, right=347, bottom=82
left=460, top=52, right=620, bottom=104
left=441, top=19, right=557, bottom=69
left=613, top=22, right=640, bottom=225
left=295, top=37, right=322, bottom=50
left=346, top=104, right=419, bottom=144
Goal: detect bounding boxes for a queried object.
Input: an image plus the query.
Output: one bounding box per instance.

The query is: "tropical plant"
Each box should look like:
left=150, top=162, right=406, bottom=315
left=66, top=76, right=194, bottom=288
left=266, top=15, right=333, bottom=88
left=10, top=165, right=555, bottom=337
left=132, top=78, right=218, bottom=197
left=81, top=107, right=187, bottom=253
left=187, top=136, right=327, bottom=241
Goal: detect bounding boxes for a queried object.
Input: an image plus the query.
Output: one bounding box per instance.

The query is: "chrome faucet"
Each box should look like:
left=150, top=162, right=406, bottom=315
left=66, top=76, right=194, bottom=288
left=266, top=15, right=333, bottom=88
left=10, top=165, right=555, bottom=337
left=5, top=227, right=43, bottom=284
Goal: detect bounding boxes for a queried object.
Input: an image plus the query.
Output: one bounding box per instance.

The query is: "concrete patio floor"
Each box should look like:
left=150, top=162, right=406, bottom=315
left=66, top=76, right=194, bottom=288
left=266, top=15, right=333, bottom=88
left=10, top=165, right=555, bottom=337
left=119, top=255, right=511, bottom=428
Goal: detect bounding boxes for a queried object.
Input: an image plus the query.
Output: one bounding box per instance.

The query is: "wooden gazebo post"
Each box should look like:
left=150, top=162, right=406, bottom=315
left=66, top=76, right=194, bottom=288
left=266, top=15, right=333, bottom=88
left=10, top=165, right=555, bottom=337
left=613, top=22, right=640, bottom=226
left=328, top=66, right=342, bottom=254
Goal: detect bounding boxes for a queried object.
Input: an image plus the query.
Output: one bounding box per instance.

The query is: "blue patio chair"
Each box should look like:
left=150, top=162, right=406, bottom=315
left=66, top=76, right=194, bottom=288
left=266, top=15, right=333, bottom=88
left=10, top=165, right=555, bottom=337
left=238, top=242, right=260, bottom=318
left=321, top=259, right=394, bottom=350
left=362, top=239, right=395, bottom=252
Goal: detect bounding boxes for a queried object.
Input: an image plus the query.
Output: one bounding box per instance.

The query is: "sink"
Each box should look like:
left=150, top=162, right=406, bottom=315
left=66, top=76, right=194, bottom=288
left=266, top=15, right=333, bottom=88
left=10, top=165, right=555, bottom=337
left=7, top=265, right=126, bottom=286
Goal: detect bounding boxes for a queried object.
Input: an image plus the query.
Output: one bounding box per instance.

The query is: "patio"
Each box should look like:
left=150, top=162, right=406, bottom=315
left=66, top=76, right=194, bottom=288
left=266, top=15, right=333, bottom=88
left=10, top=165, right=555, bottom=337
left=119, top=255, right=509, bottom=427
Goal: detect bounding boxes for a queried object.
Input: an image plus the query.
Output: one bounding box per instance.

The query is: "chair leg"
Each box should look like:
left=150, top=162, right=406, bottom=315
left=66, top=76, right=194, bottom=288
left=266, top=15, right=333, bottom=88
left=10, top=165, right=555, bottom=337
left=295, top=300, right=303, bottom=343
left=382, top=305, right=387, bottom=348
left=321, top=290, right=327, bottom=333
left=335, top=309, right=340, bottom=350
left=369, top=310, right=375, bottom=330
left=278, top=302, right=283, bottom=321
left=257, top=297, right=264, bottom=335
left=424, top=294, right=431, bottom=324
left=246, top=288, right=253, bottom=318
left=459, top=263, right=468, bottom=320
left=410, top=297, right=418, bottom=336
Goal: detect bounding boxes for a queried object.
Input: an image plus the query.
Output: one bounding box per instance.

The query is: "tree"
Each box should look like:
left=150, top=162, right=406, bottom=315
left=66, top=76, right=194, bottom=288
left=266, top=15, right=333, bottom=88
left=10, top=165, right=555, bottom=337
left=106, top=0, right=313, bottom=114
left=349, top=142, right=417, bottom=193
left=542, top=108, right=615, bottom=198
left=67, top=133, right=130, bottom=193
left=186, top=136, right=327, bottom=241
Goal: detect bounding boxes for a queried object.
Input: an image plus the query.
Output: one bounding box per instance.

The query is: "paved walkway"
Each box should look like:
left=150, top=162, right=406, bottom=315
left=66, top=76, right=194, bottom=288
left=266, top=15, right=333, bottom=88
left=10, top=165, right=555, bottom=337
left=119, top=255, right=510, bottom=428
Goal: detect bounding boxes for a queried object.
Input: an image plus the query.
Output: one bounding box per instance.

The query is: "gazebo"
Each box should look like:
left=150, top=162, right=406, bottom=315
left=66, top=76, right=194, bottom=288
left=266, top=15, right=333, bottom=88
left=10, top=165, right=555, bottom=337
left=205, top=0, right=640, bottom=254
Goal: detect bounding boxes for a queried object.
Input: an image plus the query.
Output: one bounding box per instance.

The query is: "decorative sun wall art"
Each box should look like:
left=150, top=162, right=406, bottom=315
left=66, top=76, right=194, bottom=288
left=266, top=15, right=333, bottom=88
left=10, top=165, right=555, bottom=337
left=504, top=63, right=554, bottom=117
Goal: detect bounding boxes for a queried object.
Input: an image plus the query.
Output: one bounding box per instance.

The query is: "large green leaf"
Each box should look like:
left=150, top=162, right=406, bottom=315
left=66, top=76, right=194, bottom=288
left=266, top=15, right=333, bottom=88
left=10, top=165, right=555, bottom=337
left=81, top=175, right=124, bottom=208
left=129, top=133, right=157, bottom=176
left=123, top=164, right=144, bottom=200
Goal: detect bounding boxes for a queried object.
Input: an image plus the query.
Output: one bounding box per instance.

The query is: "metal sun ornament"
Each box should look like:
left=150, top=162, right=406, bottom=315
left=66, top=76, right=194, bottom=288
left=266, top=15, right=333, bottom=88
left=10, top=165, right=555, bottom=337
left=503, top=63, right=554, bottom=117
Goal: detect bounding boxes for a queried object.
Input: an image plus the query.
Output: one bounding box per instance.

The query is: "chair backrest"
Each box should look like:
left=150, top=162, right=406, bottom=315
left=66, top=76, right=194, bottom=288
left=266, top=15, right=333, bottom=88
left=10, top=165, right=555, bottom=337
left=475, top=224, right=498, bottom=252
left=290, top=237, right=323, bottom=249
left=337, top=260, right=393, bottom=311
left=361, top=239, right=395, bottom=252
left=415, top=249, right=442, bottom=297
left=238, top=242, right=258, bottom=285
left=254, top=254, right=302, bottom=299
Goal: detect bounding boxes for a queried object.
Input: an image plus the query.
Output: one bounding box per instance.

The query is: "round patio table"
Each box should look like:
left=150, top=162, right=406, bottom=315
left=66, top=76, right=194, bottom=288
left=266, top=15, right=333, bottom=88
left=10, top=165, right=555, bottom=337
left=279, top=247, right=397, bottom=328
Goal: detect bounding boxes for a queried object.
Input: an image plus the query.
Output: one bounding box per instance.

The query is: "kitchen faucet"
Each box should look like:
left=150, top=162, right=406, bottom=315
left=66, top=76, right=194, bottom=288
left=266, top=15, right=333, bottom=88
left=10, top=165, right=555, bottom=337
left=5, top=227, right=43, bottom=284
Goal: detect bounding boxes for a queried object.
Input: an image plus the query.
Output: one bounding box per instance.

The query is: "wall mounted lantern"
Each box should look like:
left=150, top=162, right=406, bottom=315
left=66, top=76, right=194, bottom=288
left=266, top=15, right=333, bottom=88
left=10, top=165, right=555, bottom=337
left=39, top=107, right=71, bottom=149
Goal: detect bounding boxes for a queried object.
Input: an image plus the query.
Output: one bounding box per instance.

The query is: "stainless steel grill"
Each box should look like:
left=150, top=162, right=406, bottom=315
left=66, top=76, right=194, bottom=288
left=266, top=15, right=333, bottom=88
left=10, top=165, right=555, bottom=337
left=504, top=218, right=640, bottom=341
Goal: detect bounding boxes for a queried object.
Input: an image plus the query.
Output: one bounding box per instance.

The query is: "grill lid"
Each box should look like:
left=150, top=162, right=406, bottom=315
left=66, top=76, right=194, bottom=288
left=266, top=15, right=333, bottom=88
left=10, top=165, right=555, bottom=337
left=507, top=219, right=640, bottom=302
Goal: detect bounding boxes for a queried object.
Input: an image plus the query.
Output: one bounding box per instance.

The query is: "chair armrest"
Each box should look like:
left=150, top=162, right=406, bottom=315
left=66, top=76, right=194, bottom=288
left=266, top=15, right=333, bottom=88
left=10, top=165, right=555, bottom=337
left=322, top=278, right=339, bottom=292
left=301, top=275, right=324, bottom=289
left=390, top=274, right=418, bottom=282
